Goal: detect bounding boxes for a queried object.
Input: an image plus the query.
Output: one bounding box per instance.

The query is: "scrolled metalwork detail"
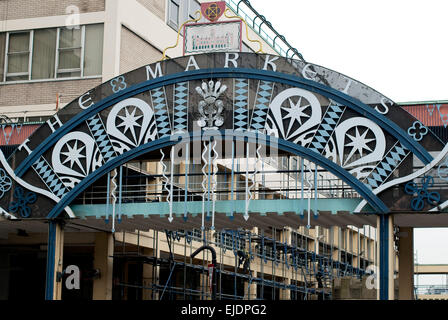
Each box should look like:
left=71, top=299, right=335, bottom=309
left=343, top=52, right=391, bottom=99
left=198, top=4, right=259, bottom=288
left=0, top=168, right=12, bottom=199
left=404, top=176, right=440, bottom=211
left=9, top=187, right=37, bottom=218
left=196, top=80, right=227, bottom=130
left=408, top=121, right=428, bottom=142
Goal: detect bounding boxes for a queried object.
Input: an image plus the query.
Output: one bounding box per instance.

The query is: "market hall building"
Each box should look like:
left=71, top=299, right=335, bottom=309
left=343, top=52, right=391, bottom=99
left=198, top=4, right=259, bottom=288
left=0, top=0, right=447, bottom=301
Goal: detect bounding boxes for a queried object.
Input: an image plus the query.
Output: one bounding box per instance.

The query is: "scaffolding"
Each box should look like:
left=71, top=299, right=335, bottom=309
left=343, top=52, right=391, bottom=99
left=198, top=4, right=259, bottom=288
left=72, top=149, right=376, bottom=300
left=111, top=225, right=371, bottom=301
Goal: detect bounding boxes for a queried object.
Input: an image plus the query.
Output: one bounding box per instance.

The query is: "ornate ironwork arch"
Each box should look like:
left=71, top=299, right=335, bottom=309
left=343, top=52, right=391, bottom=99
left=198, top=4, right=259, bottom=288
left=0, top=52, right=444, bottom=220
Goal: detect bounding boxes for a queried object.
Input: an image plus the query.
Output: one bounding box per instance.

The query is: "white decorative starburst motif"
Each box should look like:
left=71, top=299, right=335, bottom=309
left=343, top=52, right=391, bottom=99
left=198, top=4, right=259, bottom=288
left=281, top=97, right=311, bottom=136
left=344, top=127, right=375, bottom=166
left=61, top=140, right=86, bottom=174
left=117, top=106, right=143, bottom=143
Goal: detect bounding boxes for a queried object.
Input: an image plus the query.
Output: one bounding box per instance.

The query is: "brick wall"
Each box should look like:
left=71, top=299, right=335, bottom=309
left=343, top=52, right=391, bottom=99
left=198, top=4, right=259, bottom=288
left=0, top=0, right=105, bottom=20
left=137, top=0, right=166, bottom=21
left=0, top=78, right=102, bottom=107
left=120, top=26, right=162, bottom=74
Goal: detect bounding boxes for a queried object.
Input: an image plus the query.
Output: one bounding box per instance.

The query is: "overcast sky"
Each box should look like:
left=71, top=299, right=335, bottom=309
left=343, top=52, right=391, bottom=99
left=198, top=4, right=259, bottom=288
left=250, top=0, right=448, bottom=285
left=251, top=0, right=448, bottom=103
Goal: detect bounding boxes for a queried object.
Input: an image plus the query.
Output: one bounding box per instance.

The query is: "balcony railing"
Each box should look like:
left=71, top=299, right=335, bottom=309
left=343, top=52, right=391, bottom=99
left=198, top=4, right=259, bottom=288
left=225, top=0, right=305, bottom=60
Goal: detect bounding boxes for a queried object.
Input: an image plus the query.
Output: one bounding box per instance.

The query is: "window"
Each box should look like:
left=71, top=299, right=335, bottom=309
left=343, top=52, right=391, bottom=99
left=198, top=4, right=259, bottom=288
left=291, top=158, right=298, bottom=171
left=168, top=0, right=180, bottom=29
left=167, top=0, right=200, bottom=30
left=83, top=24, right=104, bottom=76
left=0, top=33, right=6, bottom=80
left=32, top=28, right=57, bottom=79
left=6, top=31, right=31, bottom=81
left=187, top=0, right=200, bottom=20
left=2, top=24, right=103, bottom=82
left=57, top=28, right=82, bottom=78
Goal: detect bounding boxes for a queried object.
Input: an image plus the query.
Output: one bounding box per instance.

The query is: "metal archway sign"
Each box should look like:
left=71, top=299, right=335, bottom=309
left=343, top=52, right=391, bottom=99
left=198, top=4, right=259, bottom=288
left=0, top=52, right=445, bottom=221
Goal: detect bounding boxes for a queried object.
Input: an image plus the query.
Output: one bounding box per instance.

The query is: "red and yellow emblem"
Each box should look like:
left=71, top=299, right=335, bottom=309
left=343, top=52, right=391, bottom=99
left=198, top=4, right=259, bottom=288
left=201, top=1, right=226, bottom=22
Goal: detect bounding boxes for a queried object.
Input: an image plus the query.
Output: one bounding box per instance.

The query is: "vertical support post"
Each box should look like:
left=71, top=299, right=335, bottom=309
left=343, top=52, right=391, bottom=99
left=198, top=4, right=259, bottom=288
left=398, top=227, right=414, bottom=300
left=245, top=276, right=257, bottom=300
left=378, top=214, right=394, bottom=300
left=93, top=232, right=114, bottom=300
left=280, top=278, right=291, bottom=300
left=118, top=166, right=123, bottom=222
left=184, top=143, right=189, bottom=220
left=45, top=220, right=65, bottom=300
left=142, top=247, right=159, bottom=300
left=106, top=172, right=111, bottom=223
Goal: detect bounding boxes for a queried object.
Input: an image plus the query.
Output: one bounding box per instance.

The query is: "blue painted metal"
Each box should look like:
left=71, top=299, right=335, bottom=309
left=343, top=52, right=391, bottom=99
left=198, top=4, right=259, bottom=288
left=110, top=76, right=127, bottom=93
left=8, top=186, right=37, bottom=218
left=86, top=114, right=117, bottom=163
left=379, top=215, right=389, bottom=300
left=404, top=176, right=441, bottom=211
left=207, top=140, right=212, bottom=220
left=250, top=81, right=274, bottom=131
left=408, top=121, right=429, bottom=142
left=366, top=142, right=410, bottom=189
left=233, top=78, right=249, bottom=131
left=314, top=164, right=318, bottom=218
left=173, top=82, right=189, bottom=133
left=32, top=156, right=68, bottom=198
left=184, top=143, right=189, bottom=221
left=231, top=141, right=235, bottom=219
left=308, top=103, right=345, bottom=153
left=47, top=131, right=389, bottom=219
left=72, top=196, right=364, bottom=219
left=300, top=157, right=304, bottom=218
left=15, top=68, right=433, bottom=178
left=105, top=172, right=110, bottom=224
left=45, top=221, right=57, bottom=300
left=118, top=166, right=123, bottom=222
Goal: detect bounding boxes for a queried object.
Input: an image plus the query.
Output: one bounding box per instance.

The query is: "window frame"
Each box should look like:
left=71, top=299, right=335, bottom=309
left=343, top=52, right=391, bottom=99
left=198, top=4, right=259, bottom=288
left=2, top=24, right=103, bottom=84
left=167, top=0, right=181, bottom=30
left=4, top=30, right=33, bottom=82
left=187, top=0, right=201, bottom=20
left=55, top=26, right=85, bottom=78
left=167, top=0, right=201, bottom=31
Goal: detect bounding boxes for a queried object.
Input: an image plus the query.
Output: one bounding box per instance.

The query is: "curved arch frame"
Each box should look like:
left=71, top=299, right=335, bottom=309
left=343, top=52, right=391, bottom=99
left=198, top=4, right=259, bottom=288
left=14, top=68, right=433, bottom=178
left=48, top=130, right=390, bottom=219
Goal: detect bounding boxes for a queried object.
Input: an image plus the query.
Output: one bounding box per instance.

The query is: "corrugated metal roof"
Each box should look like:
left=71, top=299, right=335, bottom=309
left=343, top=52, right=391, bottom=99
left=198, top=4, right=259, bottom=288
left=401, top=104, right=448, bottom=127
left=398, top=100, right=448, bottom=106
left=0, top=124, right=40, bottom=146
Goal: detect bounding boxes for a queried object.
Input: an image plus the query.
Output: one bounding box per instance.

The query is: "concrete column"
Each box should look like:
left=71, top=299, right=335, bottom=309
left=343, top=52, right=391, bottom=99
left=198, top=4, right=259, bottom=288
left=199, top=271, right=211, bottom=300
left=377, top=215, right=394, bottom=300
left=103, top=0, right=122, bottom=80
left=93, top=232, right=114, bottom=300
left=398, top=227, right=414, bottom=300
left=280, top=279, right=291, bottom=300
left=244, top=275, right=257, bottom=300
left=45, top=220, right=65, bottom=300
